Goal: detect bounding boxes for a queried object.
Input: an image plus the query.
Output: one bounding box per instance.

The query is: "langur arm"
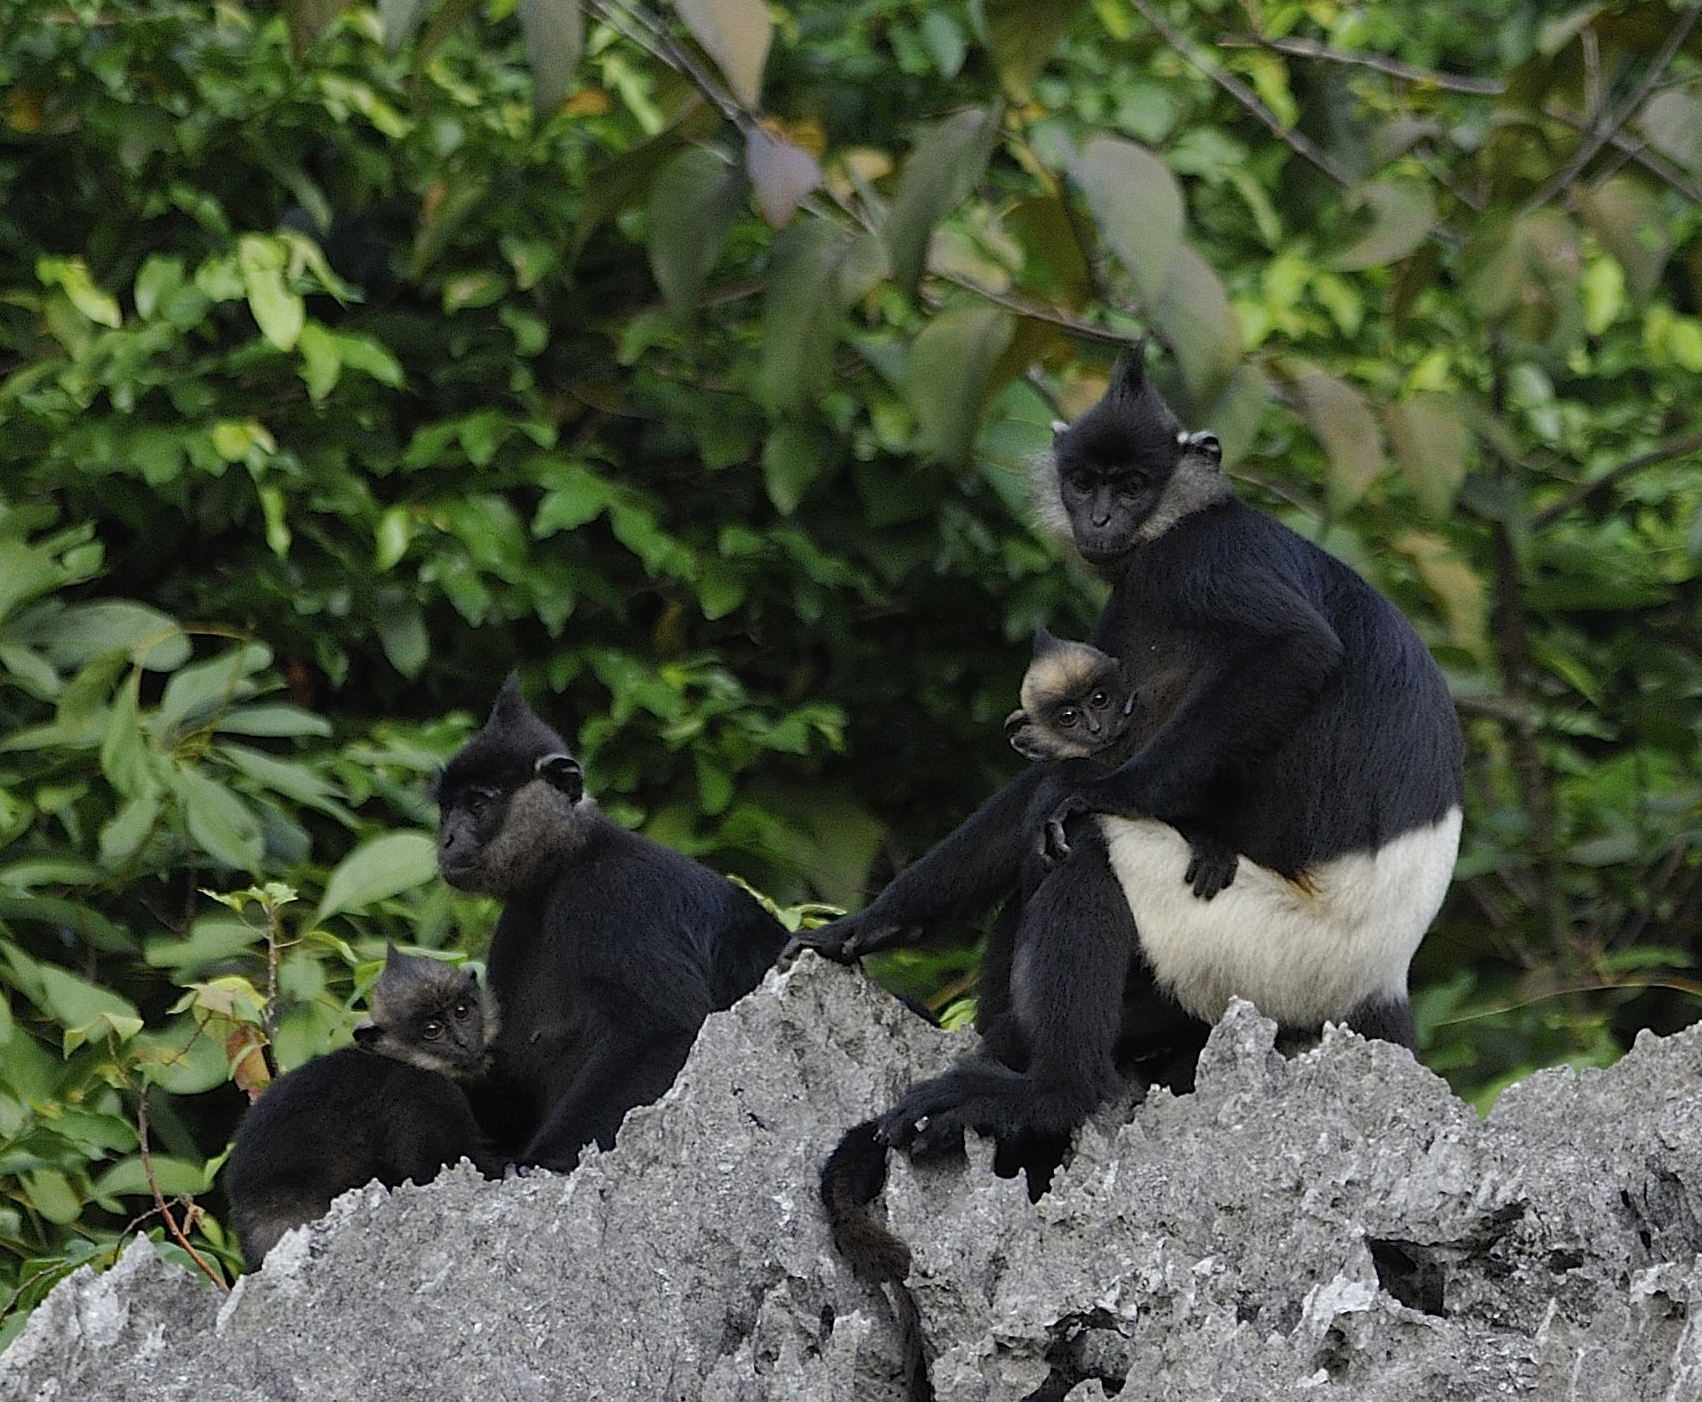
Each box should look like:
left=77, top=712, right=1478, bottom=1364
left=788, top=764, right=1059, bottom=961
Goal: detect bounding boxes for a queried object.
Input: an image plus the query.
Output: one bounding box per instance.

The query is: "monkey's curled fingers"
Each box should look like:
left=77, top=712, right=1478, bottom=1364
left=782, top=913, right=920, bottom=966
left=1184, top=835, right=1239, bottom=901
left=1040, top=794, right=1092, bottom=867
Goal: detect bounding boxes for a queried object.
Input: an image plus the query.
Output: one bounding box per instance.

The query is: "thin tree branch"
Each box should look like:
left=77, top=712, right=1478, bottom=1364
left=1530, top=426, right=1702, bottom=531
left=932, top=272, right=1133, bottom=347
left=134, top=1085, right=228, bottom=1291
left=1542, top=103, right=1702, bottom=207
left=585, top=0, right=751, bottom=131
left=1128, top=0, right=1355, bottom=189
left=1519, top=7, right=1700, bottom=215
left=1219, top=33, right=1505, bottom=96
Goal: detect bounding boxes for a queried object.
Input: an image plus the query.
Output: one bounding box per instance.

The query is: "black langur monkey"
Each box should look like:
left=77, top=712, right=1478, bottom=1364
left=802, top=347, right=1463, bottom=1158
left=433, top=678, right=787, bottom=1171
left=225, top=945, right=504, bottom=1268
left=1005, top=626, right=1238, bottom=900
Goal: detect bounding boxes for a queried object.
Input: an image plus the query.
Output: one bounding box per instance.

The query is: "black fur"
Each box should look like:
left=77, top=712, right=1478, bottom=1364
left=820, top=1122, right=934, bottom=1402
left=434, top=678, right=787, bottom=1171
left=804, top=350, right=1462, bottom=1300
left=224, top=947, right=503, bottom=1268
left=1007, top=627, right=1238, bottom=900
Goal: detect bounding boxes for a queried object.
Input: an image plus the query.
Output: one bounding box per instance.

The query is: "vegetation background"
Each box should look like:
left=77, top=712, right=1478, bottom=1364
left=0, top=0, right=1698, bottom=1335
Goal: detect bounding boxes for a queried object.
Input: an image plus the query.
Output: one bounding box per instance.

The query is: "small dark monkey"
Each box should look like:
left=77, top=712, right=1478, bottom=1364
left=434, top=678, right=787, bottom=1171
left=1005, top=626, right=1238, bottom=900
left=224, top=945, right=503, bottom=1268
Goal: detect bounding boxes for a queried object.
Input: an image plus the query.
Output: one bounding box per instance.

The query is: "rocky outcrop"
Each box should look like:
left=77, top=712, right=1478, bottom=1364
left=5, top=954, right=1702, bottom=1401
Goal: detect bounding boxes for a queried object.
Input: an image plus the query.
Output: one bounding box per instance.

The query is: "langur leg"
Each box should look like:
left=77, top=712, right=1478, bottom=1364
left=879, top=822, right=1138, bottom=1156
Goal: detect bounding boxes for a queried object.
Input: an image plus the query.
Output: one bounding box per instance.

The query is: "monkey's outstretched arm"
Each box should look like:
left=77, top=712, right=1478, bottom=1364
left=790, top=764, right=1061, bottom=961
left=520, top=1027, right=698, bottom=1172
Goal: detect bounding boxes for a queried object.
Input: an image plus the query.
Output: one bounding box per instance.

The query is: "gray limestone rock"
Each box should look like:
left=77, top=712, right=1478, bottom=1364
left=5, top=955, right=1702, bottom=1401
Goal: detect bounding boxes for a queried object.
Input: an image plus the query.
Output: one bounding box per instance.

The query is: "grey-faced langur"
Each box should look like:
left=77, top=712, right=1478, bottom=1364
left=802, top=349, right=1464, bottom=1399
left=1005, top=625, right=1238, bottom=900
left=433, top=678, right=788, bottom=1172
left=224, top=945, right=504, bottom=1269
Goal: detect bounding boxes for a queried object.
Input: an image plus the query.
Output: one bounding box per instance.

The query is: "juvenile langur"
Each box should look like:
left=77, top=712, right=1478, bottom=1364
left=800, top=346, right=1462, bottom=1152
left=1005, top=626, right=1238, bottom=900
left=224, top=945, right=504, bottom=1268
left=434, top=678, right=787, bottom=1171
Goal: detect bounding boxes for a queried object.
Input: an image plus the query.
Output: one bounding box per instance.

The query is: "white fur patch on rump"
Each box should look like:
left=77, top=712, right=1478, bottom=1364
left=1099, top=808, right=1462, bottom=1027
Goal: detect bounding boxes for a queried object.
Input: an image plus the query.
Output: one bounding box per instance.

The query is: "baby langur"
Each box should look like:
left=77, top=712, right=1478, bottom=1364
left=224, top=945, right=506, bottom=1269
left=1006, top=626, right=1239, bottom=900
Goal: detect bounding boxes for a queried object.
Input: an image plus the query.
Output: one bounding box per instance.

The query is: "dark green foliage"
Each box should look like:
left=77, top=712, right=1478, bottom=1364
left=1, top=0, right=1699, bottom=1338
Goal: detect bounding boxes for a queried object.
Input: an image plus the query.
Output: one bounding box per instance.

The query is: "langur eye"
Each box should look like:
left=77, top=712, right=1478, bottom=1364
left=1089, top=691, right=1109, bottom=709
left=452, top=1000, right=473, bottom=1020
left=1057, top=709, right=1078, bottom=727
left=422, top=1021, right=444, bottom=1040
left=466, top=798, right=486, bottom=819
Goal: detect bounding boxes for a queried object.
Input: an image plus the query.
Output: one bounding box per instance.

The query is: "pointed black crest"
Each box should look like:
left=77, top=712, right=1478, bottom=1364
left=1108, top=339, right=1151, bottom=399
left=489, top=671, right=526, bottom=723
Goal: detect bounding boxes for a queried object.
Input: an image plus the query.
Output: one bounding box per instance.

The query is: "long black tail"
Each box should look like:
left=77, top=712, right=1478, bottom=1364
left=820, top=1120, right=934, bottom=1402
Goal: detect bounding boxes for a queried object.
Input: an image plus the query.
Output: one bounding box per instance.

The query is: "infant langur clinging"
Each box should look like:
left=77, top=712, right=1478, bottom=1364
left=1006, top=625, right=1238, bottom=900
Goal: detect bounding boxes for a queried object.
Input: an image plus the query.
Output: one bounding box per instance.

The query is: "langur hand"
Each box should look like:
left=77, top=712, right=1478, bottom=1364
left=782, top=911, right=920, bottom=965
left=1040, top=793, right=1093, bottom=866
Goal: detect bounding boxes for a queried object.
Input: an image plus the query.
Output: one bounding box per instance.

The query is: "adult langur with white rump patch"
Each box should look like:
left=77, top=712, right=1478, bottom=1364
left=798, top=345, right=1464, bottom=1158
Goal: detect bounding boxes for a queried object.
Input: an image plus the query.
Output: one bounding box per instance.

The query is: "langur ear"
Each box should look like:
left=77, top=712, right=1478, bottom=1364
left=535, top=752, right=584, bottom=804
left=1031, top=624, right=1065, bottom=659
left=1180, top=429, right=1222, bottom=467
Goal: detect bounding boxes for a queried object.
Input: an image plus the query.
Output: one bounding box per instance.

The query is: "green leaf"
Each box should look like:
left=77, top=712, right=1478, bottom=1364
left=1151, top=245, right=1240, bottom=400
left=1071, top=134, right=1182, bottom=305
left=1385, top=393, right=1471, bottom=517
left=37, top=256, right=122, bottom=328
left=1639, top=90, right=1702, bottom=175
left=213, top=704, right=332, bottom=738
left=23, top=601, right=188, bottom=671
left=170, top=766, right=265, bottom=873
left=35, top=965, right=143, bottom=1043
left=761, top=223, right=887, bottom=414
left=100, top=793, right=165, bottom=868
left=906, top=302, right=1015, bottom=465
left=881, top=106, right=1001, bottom=297
left=156, top=643, right=271, bottom=738
left=376, top=599, right=430, bottom=679
left=517, top=0, right=583, bottom=116
left=648, top=147, right=750, bottom=318
left=0, top=541, right=65, bottom=623
left=90, top=1155, right=209, bottom=1202
left=762, top=421, right=819, bottom=515
left=985, top=0, right=1088, bottom=102
left=1573, top=175, right=1669, bottom=304
left=133, top=255, right=186, bottom=319
left=1329, top=180, right=1435, bottom=271
left=744, top=126, right=821, bottom=229
left=379, top=0, right=433, bottom=50
left=672, top=0, right=772, bottom=108
left=21, top=1170, right=81, bottom=1225
left=316, top=831, right=439, bottom=923
left=238, top=235, right=304, bottom=352
left=298, top=321, right=341, bottom=400
left=1288, top=364, right=1385, bottom=510
left=100, top=684, right=156, bottom=799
